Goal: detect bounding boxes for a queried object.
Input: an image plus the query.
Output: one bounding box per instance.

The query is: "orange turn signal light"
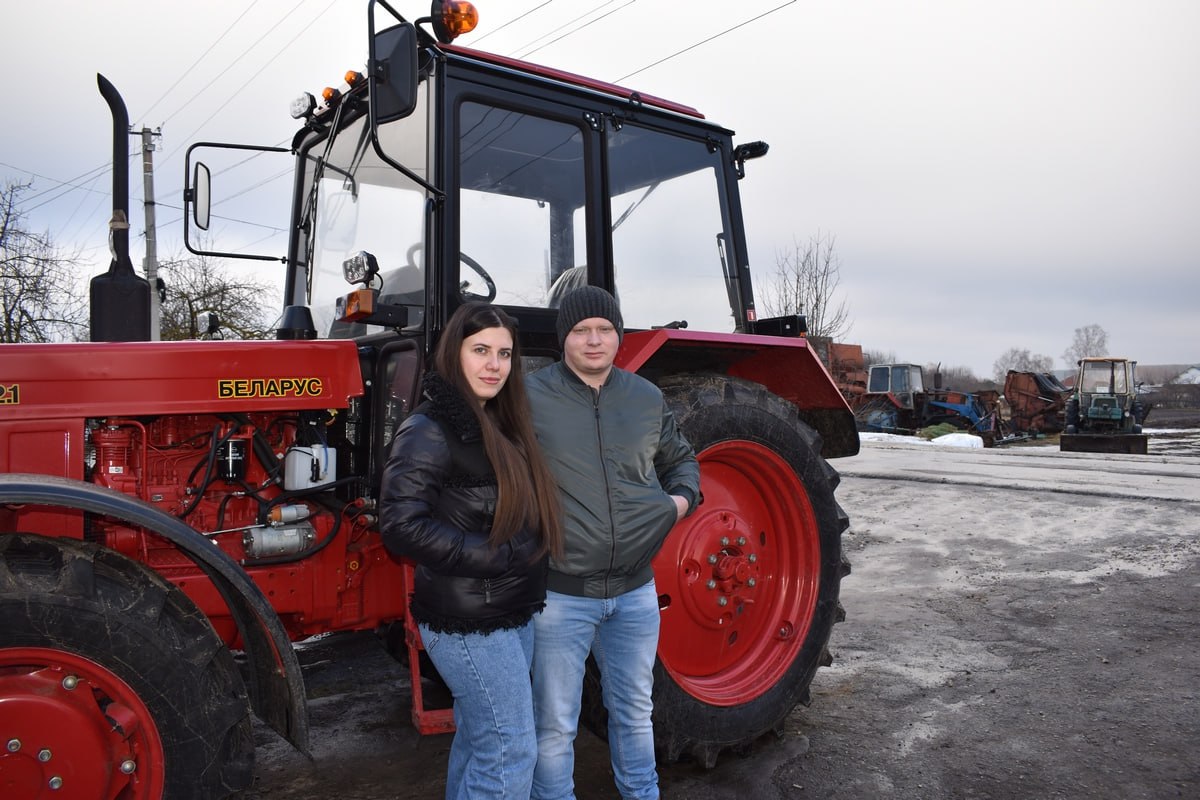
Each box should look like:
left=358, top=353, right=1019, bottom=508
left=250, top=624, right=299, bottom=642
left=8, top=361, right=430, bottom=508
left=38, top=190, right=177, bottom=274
left=336, top=289, right=377, bottom=322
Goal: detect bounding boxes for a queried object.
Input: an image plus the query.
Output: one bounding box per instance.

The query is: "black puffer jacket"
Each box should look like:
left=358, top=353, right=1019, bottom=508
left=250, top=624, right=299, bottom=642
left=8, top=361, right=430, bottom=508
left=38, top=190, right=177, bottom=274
left=379, top=373, right=547, bottom=634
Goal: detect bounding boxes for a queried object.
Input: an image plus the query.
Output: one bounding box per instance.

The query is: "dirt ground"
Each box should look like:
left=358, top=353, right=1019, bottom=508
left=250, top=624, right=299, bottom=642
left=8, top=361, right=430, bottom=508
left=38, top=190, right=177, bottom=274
left=245, top=427, right=1200, bottom=800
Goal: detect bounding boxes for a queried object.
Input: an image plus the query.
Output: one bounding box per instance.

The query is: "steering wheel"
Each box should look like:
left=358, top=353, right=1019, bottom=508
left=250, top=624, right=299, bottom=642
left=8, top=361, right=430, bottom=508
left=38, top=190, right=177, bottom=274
left=460, top=252, right=497, bottom=302
left=404, top=244, right=497, bottom=302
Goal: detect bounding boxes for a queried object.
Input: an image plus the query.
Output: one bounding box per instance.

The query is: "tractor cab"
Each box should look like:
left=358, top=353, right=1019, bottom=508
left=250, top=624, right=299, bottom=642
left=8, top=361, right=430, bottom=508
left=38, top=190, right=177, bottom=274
left=182, top=0, right=769, bottom=360
left=866, top=363, right=925, bottom=410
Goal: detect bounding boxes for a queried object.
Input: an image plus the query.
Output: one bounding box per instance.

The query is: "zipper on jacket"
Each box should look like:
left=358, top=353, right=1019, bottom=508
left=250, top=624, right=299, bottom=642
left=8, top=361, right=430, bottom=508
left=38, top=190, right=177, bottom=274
left=591, top=385, right=619, bottom=597
left=483, top=578, right=492, bottom=605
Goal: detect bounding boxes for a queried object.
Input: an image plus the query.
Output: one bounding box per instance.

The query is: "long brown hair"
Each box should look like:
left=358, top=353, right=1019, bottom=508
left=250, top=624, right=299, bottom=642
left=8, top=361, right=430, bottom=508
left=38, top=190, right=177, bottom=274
left=432, top=302, right=562, bottom=558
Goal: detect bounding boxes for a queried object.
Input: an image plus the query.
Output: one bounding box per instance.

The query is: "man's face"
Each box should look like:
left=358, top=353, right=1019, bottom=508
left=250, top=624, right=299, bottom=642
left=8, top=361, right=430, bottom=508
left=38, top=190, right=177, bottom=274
left=562, top=316, right=619, bottom=383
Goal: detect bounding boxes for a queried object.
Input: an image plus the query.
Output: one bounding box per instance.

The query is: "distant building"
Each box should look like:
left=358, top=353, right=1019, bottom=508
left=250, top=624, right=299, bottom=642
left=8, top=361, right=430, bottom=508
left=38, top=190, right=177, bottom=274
left=1173, top=366, right=1200, bottom=385
left=1145, top=365, right=1200, bottom=410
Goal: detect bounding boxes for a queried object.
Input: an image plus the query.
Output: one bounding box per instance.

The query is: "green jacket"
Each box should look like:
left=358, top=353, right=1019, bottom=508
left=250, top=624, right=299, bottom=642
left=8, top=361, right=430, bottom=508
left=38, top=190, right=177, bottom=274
left=527, top=361, right=700, bottom=598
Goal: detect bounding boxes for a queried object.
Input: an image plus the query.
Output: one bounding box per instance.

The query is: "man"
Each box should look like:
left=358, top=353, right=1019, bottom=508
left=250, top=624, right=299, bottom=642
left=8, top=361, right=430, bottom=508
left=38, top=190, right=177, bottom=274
left=526, top=285, right=700, bottom=800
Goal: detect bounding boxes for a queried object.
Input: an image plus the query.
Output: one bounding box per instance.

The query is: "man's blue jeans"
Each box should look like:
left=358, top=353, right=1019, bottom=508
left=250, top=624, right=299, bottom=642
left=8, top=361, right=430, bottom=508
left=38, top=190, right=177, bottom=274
left=419, top=621, right=537, bottom=800
left=532, top=580, right=660, bottom=800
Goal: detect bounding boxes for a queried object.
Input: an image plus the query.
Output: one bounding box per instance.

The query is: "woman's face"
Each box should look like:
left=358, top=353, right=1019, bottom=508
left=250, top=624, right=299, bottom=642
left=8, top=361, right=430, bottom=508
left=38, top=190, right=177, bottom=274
left=460, top=325, right=514, bottom=404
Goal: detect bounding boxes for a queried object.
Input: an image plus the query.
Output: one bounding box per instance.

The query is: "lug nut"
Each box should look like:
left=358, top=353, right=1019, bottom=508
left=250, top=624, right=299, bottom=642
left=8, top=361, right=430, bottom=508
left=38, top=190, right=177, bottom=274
left=747, top=578, right=756, bottom=587
left=6, top=739, right=19, bottom=753
left=707, top=554, right=718, bottom=565
left=737, top=536, right=747, bottom=546
left=748, top=554, right=757, bottom=563
left=717, top=596, right=728, bottom=607
left=49, top=776, right=63, bottom=790
left=706, top=579, right=717, bottom=590
left=720, top=536, right=729, bottom=546
left=61, top=675, right=79, bottom=690
left=38, top=749, right=52, bottom=762
left=120, top=760, right=137, bottom=774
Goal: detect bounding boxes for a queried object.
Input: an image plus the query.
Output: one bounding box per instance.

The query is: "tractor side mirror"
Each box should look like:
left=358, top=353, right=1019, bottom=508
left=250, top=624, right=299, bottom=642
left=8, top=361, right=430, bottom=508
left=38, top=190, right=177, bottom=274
left=370, top=21, right=419, bottom=124
left=192, top=162, right=211, bottom=231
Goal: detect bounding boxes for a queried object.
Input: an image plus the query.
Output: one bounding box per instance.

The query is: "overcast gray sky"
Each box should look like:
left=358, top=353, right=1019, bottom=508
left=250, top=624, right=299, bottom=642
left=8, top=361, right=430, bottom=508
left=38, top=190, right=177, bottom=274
left=3, top=0, right=1197, bottom=378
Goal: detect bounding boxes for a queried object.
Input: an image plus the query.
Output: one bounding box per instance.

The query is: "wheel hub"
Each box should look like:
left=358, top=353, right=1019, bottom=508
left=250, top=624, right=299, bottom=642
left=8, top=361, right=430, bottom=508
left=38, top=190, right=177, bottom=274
left=680, top=512, right=762, bottom=628
left=0, top=648, right=162, bottom=798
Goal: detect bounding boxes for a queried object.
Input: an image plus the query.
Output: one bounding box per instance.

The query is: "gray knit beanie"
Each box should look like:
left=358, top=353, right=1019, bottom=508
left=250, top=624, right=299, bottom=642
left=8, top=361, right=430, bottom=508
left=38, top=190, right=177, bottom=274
left=555, top=285, right=624, bottom=347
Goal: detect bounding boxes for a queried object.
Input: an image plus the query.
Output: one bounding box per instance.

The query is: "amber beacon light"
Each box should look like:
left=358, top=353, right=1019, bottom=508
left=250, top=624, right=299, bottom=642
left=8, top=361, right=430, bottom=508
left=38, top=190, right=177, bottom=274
left=431, top=1, right=479, bottom=43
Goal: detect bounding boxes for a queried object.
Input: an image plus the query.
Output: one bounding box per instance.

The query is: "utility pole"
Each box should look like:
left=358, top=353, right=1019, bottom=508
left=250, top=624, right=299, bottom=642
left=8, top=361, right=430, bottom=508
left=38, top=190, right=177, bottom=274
left=134, top=126, right=163, bottom=339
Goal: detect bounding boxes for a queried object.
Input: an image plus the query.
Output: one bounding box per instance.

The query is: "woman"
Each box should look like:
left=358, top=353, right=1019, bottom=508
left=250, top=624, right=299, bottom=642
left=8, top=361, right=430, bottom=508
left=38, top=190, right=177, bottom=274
left=379, top=302, right=562, bottom=800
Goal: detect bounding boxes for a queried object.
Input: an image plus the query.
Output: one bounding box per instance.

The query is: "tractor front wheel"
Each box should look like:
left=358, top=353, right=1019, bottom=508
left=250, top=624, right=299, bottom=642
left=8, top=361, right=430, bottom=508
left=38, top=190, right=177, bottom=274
left=582, top=374, right=849, bottom=767
left=0, top=534, right=254, bottom=799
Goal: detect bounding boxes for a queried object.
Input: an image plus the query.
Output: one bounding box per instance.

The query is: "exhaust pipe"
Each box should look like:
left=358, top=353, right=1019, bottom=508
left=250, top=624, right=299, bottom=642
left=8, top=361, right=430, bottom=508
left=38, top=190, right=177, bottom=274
left=90, top=74, right=151, bottom=342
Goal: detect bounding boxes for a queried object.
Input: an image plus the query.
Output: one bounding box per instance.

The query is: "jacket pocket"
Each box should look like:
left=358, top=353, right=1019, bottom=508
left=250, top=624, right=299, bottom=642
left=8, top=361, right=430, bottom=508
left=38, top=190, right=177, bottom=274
left=653, top=490, right=681, bottom=536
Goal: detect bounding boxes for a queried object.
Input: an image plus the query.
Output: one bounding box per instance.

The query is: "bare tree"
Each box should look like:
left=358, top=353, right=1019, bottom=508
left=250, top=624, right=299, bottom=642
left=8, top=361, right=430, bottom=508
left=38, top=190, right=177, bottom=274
left=758, top=232, right=852, bottom=341
left=1062, top=324, right=1108, bottom=367
left=0, top=182, right=88, bottom=343
left=157, top=252, right=278, bottom=340
left=992, top=347, right=1054, bottom=383
left=924, top=363, right=982, bottom=390
left=862, top=349, right=897, bottom=368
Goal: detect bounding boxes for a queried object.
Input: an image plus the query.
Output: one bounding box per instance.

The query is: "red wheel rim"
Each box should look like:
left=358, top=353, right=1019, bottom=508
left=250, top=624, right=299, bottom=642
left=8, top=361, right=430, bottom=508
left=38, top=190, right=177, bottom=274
left=654, top=440, right=820, bottom=706
left=0, top=647, right=165, bottom=799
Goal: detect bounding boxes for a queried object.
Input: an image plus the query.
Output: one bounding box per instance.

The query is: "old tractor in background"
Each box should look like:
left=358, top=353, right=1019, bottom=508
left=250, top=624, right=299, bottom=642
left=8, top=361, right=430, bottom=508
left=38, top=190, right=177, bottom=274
left=1061, top=357, right=1149, bottom=454
left=0, top=2, right=858, bottom=796
left=852, top=363, right=1002, bottom=444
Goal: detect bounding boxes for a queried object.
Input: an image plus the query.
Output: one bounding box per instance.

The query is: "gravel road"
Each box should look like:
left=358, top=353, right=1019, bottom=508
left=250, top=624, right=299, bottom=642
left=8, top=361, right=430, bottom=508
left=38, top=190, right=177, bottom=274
left=246, top=436, right=1200, bottom=799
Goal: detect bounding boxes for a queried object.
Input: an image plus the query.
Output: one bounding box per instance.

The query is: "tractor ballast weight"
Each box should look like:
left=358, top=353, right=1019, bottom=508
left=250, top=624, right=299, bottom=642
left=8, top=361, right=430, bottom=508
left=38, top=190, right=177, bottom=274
left=1, top=2, right=858, bottom=793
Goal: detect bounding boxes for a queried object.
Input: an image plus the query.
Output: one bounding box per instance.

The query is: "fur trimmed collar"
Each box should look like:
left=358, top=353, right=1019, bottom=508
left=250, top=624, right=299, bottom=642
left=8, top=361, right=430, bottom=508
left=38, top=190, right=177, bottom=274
left=420, top=372, right=483, bottom=442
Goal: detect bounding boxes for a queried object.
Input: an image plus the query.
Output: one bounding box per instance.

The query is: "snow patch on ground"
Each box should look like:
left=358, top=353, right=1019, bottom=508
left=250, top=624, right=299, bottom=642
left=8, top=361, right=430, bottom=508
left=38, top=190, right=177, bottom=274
left=859, top=432, right=984, bottom=448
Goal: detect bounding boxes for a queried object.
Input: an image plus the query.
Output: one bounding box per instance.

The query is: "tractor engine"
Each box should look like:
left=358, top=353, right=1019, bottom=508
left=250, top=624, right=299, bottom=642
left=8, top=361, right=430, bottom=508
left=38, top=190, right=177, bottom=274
left=85, top=411, right=344, bottom=573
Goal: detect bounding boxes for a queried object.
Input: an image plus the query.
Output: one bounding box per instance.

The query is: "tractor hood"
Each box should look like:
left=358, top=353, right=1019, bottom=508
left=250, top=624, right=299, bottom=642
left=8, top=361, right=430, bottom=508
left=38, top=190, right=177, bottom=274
left=0, top=340, right=364, bottom=420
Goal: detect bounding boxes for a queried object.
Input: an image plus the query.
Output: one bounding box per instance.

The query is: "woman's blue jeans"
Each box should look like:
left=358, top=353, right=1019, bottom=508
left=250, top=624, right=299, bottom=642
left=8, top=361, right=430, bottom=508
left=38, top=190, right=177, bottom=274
left=418, top=621, right=538, bottom=800
left=531, top=580, right=661, bottom=800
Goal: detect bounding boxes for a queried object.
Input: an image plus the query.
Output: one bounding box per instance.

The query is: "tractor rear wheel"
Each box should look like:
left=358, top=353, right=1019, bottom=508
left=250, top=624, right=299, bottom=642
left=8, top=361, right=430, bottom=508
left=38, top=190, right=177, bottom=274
left=0, top=533, right=254, bottom=799
left=583, top=374, right=849, bottom=767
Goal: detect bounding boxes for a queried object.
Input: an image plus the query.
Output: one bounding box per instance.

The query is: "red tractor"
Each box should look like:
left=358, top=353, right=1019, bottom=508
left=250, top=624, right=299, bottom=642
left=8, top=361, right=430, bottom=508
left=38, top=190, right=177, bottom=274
left=0, top=3, right=858, bottom=796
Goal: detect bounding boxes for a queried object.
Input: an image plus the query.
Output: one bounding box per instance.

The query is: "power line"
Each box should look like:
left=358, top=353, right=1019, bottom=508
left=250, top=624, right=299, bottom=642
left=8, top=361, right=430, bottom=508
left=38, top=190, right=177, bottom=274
left=471, top=0, right=561, bottom=45
left=615, top=1, right=797, bottom=82
left=143, top=0, right=267, bottom=125
left=0, top=160, right=111, bottom=203
left=58, top=170, right=108, bottom=241
left=25, top=169, right=117, bottom=214
left=160, top=0, right=327, bottom=165
left=512, top=1, right=636, bottom=60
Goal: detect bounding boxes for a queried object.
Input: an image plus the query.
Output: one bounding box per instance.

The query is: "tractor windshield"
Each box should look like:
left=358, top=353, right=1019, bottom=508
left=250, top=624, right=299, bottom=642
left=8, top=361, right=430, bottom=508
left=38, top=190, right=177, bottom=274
left=454, top=98, right=745, bottom=332
left=607, top=123, right=740, bottom=332
left=1080, top=361, right=1129, bottom=394
left=298, top=81, right=432, bottom=338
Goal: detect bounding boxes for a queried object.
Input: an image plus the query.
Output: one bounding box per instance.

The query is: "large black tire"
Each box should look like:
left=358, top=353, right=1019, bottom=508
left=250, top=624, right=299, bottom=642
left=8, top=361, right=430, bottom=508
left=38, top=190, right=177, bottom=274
left=0, top=534, right=254, bottom=799
left=581, top=374, right=850, bottom=767
left=1065, top=396, right=1080, bottom=434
